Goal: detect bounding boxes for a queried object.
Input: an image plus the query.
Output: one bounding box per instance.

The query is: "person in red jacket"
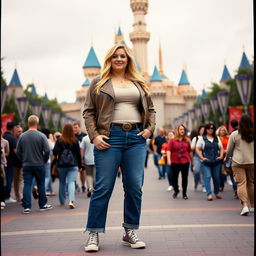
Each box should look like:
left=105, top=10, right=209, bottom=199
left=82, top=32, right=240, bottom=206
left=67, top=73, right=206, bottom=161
left=167, top=125, right=192, bottom=200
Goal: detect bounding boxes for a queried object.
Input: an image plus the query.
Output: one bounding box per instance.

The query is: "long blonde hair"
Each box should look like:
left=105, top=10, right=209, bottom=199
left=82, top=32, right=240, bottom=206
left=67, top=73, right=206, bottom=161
left=95, top=44, right=149, bottom=94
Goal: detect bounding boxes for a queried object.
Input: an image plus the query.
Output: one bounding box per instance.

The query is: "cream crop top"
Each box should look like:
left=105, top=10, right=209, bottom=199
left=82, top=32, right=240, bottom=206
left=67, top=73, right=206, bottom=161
left=112, top=84, right=141, bottom=123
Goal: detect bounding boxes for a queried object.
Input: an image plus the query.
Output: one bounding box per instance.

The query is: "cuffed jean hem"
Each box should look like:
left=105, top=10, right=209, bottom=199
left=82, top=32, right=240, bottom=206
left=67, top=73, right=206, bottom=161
left=85, top=227, right=105, bottom=233
left=122, top=223, right=139, bottom=229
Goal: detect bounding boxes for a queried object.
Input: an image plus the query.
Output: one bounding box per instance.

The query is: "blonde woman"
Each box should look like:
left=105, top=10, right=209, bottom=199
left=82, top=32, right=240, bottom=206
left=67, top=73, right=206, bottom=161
left=83, top=44, right=156, bottom=252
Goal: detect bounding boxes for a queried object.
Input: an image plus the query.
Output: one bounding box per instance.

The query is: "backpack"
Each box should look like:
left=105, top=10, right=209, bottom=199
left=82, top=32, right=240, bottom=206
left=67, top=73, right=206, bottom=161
left=58, top=143, right=77, bottom=167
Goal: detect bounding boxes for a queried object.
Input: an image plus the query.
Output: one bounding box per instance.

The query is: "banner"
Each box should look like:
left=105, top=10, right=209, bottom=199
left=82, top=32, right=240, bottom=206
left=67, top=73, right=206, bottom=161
left=1, top=113, right=15, bottom=133
left=249, top=105, right=254, bottom=124
left=228, top=106, right=243, bottom=133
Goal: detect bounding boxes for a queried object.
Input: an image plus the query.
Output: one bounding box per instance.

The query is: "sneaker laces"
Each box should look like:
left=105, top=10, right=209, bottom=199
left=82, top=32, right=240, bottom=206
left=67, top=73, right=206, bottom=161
left=88, top=232, right=98, bottom=245
left=126, top=229, right=139, bottom=242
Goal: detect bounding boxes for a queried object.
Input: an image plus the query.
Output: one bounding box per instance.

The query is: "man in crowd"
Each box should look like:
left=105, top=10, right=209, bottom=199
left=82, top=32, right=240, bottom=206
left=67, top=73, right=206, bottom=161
left=16, top=115, right=52, bottom=214
left=73, top=122, right=87, bottom=193
left=3, top=121, right=17, bottom=203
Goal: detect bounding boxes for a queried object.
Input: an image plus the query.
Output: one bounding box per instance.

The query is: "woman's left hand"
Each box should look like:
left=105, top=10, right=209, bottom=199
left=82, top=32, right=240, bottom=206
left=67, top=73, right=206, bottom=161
left=137, top=129, right=152, bottom=139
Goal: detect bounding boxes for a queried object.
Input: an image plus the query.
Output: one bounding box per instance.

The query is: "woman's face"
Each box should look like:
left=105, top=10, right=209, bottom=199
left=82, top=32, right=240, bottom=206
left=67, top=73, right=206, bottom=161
left=178, top=126, right=186, bottom=136
left=199, top=127, right=205, bottom=136
left=167, top=132, right=174, bottom=140
left=219, top=127, right=226, bottom=137
left=206, top=125, right=214, bottom=135
left=111, top=48, right=128, bottom=72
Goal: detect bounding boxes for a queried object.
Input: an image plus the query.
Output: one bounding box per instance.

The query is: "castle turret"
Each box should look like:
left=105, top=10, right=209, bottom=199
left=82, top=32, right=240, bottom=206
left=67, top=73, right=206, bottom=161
left=129, top=0, right=150, bottom=75
left=239, top=51, right=251, bottom=69
left=82, top=46, right=101, bottom=81
left=219, top=64, right=232, bottom=90
left=115, top=26, right=126, bottom=45
left=7, top=68, right=24, bottom=98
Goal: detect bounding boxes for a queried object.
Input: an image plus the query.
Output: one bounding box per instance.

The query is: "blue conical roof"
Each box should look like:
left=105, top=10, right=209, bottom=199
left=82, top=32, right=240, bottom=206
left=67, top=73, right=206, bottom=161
left=8, top=68, right=22, bottom=87
left=178, top=70, right=190, bottom=85
left=83, top=47, right=101, bottom=68
left=44, top=92, right=49, bottom=103
left=120, top=40, right=126, bottom=45
left=82, top=78, right=90, bottom=87
left=220, top=65, right=231, bottom=81
left=117, top=27, right=122, bottom=36
left=30, top=85, right=38, bottom=96
left=150, top=66, right=162, bottom=82
left=239, top=52, right=251, bottom=69
left=201, top=89, right=207, bottom=98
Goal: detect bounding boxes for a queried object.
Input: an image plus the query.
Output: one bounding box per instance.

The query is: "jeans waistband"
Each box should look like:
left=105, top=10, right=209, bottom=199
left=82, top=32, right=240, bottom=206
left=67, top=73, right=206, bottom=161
left=110, top=122, right=143, bottom=131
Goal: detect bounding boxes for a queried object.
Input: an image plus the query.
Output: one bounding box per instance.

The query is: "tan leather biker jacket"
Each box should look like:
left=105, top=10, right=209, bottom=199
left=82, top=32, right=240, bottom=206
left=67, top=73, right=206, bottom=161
left=83, top=76, right=156, bottom=142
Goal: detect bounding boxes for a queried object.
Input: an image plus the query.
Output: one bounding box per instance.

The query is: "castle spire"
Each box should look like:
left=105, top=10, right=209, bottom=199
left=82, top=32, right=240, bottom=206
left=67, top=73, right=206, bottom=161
left=158, top=42, right=164, bottom=76
left=8, top=68, right=23, bottom=87
left=178, top=69, right=190, bottom=85
left=129, top=0, right=150, bottom=75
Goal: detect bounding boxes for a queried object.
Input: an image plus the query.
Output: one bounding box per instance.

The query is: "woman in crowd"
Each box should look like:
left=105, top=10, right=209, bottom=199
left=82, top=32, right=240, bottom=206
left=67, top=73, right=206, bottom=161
left=53, top=124, right=82, bottom=209
left=82, top=44, right=155, bottom=252
left=225, top=114, right=254, bottom=216
left=161, top=130, right=175, bottom=191
left=190, top=125, right=205, bottom=191
left=167, top=125, right=192, bottom=200
left=196, top=123, right=223, bottom=201
left=216, top=125, right=237, bottom=198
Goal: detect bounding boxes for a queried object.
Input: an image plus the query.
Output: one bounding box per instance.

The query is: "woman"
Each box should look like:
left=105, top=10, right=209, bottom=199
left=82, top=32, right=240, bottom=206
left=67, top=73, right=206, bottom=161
left=190, top=125, right=205, bottom=191
left=196, top=123, right=223, bottom=201
left=225, top=114, right=254, bottom=216
left=161, top=131, right=175, bottom=191
left=167, top=125, right=192, bottom=200
left=83, top=44, right=155, bottom=252
left=216, top=125, right=237, bottom=197
left=53, top=124, right=82, bottom=209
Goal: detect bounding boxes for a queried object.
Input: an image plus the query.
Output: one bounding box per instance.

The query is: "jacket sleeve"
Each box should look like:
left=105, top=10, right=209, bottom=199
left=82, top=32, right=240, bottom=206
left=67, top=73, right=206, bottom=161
left=145, top=94, right=156, bottom=136
left=82, top=77, right=100, bottom=142
left=226, top=133, right=235, bottom=159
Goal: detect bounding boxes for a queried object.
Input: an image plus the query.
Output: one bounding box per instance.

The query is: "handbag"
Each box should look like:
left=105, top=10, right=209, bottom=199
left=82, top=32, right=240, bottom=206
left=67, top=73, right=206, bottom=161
left=222, top=157, right=232, bottom=176
left=158, top=156, right=165, bottom=165
left=51, top=158, right=58, bottom=176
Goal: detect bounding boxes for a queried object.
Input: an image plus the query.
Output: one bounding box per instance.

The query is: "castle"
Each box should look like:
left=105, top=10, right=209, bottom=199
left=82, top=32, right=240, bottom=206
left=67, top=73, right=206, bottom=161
left=5, top=0, right=252, bottom=133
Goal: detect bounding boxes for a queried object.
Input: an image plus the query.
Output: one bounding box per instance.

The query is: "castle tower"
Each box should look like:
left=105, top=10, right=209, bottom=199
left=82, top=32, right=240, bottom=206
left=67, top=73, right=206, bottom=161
left=115, top=27, right=126, bottom=45
left=129, top=0, right=150, bottom=75
left=158, top=42, right=166, bottom=77
left=219, top=64, right=232, bottom=90
left=239, top=51, right=251, bottom=69
left=82, top=46, right=101, bottom=81
left=7, top=68, right=24, bottom=98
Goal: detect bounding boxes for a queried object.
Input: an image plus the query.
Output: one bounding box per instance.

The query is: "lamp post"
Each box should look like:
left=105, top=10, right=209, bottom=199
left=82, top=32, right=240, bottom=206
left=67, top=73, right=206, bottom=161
left=201, top=101, right=211, bottom=123
left=195, top=105, right=202, bottom=125
left=235, top=74, right=252, bottom=114
left=1, top=85, right=7, bottom=113
left=217, top=91, right=229, bottom=126
left=16, top=97, right=29, bottom=126
left=52, top=111, right=61, bottom=131
left=31, top=102, right=42, bottom=117
left=188, top=109, right=195, bottom=131
left=209, top=96, right=219, bottom=124
left=42, top=106, right=51, bottom=128
left=183, top=112, right=189, bottom=129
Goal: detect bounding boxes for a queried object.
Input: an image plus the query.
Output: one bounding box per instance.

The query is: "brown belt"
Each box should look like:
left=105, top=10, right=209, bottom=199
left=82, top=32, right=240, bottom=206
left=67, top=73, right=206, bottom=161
left=110, top=123, right=143, bottom=131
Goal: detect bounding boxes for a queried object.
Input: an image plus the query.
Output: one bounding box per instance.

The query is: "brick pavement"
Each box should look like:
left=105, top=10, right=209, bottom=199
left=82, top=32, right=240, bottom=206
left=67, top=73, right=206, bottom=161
left=1, top=156, right=254, bottom=256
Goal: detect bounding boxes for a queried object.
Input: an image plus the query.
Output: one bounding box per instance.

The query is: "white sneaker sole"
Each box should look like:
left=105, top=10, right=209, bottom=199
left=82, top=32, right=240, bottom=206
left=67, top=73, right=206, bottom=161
left=84, top=245, right=99, bottom=252
left=122, top=241, right=146, bottom=249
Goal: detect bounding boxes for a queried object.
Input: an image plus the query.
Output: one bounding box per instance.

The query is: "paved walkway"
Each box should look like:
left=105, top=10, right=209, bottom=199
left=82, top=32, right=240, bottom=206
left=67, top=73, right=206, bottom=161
left=1, top=156, right=254, bottom=256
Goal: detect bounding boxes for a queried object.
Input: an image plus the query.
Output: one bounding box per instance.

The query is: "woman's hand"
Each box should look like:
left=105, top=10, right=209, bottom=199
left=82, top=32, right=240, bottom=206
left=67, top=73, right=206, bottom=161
left=93, top=135, right=110, bottom=150
left=137, top=129, right=152, bottom=139
left=201, top=157, right=208, bottom=161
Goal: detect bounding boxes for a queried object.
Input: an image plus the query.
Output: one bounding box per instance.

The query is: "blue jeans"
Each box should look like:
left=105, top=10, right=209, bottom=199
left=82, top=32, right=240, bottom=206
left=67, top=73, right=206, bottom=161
left=45, top=163, right=53, bottom=193
left=193, top=155, right=202, bottom=188
left=166, top=164, right=172, bottom=186
left=58, top=167, right=78, bottom=204
left=4, top=165, right=14, bottom=199
left=86, top=126, right=146, bottom=233
left=154, top=154, right=164, bottom=178
left=22, top=165, right=47, bottom=209
left=201, top=163, right=221, bottom=196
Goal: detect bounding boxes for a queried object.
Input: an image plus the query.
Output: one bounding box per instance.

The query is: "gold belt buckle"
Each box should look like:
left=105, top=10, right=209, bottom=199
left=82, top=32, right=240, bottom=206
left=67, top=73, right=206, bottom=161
left=122, top=123, right=133, bottom=131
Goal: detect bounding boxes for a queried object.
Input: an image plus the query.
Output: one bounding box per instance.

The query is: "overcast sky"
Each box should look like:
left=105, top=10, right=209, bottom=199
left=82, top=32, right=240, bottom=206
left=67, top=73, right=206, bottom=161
left=1, top=0, right=254, bottom=103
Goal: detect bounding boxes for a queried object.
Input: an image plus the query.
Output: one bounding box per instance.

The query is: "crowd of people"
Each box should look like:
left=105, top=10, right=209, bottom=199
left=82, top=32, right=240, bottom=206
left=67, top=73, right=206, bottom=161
left=0, top=43, right=254, bottom=253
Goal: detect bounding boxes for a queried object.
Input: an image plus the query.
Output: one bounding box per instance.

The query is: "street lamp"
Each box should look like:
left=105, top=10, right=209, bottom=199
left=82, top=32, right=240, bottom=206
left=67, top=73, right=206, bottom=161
left=209, top=96, right=219, bottom=124
left=188, top=109, right=195, bottom=130
left=217, top=91, right=229, bottom=126
left=31, top=102, right=42, bottom=117
left=201, top=101, right=211, bottom=123
left=235, top=74, right=252, bottom=114
left=1, top=85, right=7, bottom=113
left=52, top=110, right=61, bottom=131
left=42, top=106, right=52, bottom=128
left=16, top=97, right=29, bottom=126
left=195, top=105, right=202, bottom=125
